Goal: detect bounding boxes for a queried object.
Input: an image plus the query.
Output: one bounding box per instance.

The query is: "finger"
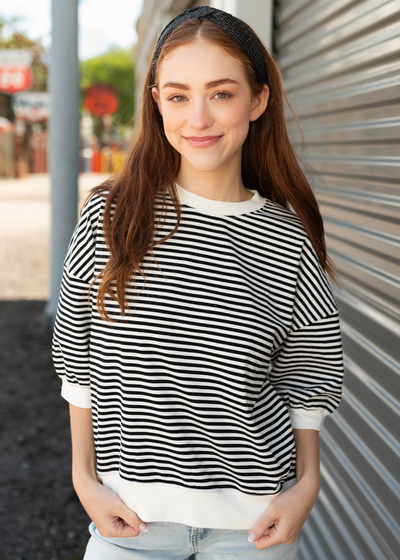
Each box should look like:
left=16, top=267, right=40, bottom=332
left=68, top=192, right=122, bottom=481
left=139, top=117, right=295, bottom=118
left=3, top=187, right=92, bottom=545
left=253, top=525, right=288, bottom=550
left=97, top=519, right=138, bottom=539
left=117, top=502, right=148, bottom=534
left=117, top=520, right=141, bottom=538
left=254, top=534, right=280, bottom=549
left=248, top=508, right=278, bottom=543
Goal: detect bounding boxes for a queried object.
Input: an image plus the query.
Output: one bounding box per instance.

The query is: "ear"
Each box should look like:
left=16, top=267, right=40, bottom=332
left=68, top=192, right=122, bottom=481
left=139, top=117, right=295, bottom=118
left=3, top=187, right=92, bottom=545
left=250, top=84, right=269, bottom=122
left=152, top=87, right=162, bottom=115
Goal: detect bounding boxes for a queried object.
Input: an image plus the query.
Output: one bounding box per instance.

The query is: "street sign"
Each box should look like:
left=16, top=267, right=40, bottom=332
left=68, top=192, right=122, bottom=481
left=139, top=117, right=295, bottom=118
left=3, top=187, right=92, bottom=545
left=13, top=91, right=50, bottom=121
left=85, top=84, right=119, bottom=116
left=0, top=49, right=32, bottom=66
left=0, top=49, right=34, bottom=94
left=0, top=66, right=33, bottom=94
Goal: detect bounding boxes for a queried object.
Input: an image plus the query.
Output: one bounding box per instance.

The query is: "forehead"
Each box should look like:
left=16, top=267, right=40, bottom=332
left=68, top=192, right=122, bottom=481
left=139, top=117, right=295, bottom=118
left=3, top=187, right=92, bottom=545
left=158, top=41, right=243, bottom=80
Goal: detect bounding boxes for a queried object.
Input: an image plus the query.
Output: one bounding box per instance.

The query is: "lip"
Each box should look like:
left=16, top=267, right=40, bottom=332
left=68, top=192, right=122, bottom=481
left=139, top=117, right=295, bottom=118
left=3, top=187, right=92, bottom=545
left=184, top=135, right=223, bottom=148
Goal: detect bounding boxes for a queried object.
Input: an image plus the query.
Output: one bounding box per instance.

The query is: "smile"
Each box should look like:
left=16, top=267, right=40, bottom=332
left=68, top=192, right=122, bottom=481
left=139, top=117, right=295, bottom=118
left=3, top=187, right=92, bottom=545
left=184, top=135, right=223, bottom=148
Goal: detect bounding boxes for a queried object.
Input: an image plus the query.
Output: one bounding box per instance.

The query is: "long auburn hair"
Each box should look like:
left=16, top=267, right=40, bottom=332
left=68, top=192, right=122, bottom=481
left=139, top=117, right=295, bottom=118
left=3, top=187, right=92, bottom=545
left=87, top=16, right=339, bottom=323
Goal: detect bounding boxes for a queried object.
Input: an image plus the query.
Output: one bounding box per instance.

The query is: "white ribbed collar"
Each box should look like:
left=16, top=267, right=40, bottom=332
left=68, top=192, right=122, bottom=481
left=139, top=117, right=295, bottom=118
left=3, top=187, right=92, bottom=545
left=175, top=182, right=267, bottom=216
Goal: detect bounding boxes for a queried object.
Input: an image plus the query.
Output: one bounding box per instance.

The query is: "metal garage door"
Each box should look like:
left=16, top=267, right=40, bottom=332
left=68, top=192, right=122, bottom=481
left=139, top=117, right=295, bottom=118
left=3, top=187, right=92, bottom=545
left=273, top=1, right=400, bottom=559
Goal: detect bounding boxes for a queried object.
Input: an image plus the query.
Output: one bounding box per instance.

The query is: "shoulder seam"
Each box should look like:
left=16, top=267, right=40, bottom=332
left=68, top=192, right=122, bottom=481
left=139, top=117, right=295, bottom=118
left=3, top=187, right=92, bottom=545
left=82, top=192, right=107, bottom=233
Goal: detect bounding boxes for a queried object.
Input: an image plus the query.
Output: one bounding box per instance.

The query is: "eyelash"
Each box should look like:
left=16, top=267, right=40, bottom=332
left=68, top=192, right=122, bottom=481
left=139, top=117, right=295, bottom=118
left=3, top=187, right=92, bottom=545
left=167, top=91, right=233, bottom=103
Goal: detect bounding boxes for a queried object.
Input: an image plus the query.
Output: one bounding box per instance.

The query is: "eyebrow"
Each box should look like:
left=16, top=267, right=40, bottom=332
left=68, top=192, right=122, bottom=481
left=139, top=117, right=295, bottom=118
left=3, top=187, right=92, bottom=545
left=161, top=78, right=240, bottom=90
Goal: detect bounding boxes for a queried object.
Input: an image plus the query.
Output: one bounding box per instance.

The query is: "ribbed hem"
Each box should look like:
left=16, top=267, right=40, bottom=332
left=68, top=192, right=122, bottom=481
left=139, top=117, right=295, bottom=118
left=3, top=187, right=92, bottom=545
left=288, top=406, right=330, bottom=431
left=61, top=378, right=91, bottom=408
left=175, top=182, right=267, bottom=216
left=97, top=473, right=297, bottom=530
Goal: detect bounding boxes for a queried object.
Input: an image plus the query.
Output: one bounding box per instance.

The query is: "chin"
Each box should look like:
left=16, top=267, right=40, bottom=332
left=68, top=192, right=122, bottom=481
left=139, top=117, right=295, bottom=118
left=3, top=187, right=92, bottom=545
left=183, top=152, right=228, bottom=168
left=186, top=161, right=225, bottom=173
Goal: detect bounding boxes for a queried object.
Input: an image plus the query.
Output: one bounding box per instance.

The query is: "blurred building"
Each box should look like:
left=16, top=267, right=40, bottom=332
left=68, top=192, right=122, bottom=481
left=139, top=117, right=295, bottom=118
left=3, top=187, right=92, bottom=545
left=134, top=2, right=400, bottom=559
left=0, top=49, right=49, bottom=178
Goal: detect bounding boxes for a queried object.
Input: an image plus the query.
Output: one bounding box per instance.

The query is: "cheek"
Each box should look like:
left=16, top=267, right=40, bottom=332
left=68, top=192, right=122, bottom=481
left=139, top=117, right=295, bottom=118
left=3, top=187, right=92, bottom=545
left=226, top=114, right=250, bottom=145
left=220, top=103, right=251, bottom=132
left=160, top=106, right=183, bottom=130
left=161, top=119, right=183, bottom=151
left=235, top=103, right=250, bottom=122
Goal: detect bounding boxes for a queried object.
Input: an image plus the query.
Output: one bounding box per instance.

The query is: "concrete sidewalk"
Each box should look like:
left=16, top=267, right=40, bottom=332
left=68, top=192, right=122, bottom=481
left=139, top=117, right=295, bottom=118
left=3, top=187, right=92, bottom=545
left=0, top=172, right=111, bottom=299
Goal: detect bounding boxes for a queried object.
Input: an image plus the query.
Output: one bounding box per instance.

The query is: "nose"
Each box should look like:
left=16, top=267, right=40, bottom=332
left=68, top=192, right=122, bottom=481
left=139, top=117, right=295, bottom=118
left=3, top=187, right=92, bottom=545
left=187, top=99, right=214, bottom=130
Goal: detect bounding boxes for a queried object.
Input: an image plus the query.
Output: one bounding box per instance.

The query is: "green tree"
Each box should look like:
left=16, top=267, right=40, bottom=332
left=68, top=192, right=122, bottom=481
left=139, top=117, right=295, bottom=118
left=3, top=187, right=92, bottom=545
left=80, top=46, right=135, bottom=133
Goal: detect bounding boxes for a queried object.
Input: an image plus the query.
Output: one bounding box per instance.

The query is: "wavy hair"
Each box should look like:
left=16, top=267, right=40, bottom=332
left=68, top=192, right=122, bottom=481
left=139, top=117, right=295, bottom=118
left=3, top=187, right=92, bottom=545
left=87, top=16, right=339, bottom=322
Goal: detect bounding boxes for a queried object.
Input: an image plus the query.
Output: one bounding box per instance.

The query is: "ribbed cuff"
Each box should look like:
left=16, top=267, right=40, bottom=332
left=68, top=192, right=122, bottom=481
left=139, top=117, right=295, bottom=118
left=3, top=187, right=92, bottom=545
left=61, top=377, right=91, bottom=408
left=288, top=407, right=330, bottom=431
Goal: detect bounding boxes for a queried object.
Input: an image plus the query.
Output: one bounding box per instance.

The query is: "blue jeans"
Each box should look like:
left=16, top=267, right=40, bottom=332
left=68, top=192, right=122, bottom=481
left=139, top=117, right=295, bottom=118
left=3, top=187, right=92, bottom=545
left=83, top=521, right=302, bottom=559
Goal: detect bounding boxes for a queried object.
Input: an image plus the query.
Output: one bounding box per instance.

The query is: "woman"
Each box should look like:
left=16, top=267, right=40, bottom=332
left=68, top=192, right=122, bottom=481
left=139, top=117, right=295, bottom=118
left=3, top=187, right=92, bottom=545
left=52, top=6, right=344, bottom=559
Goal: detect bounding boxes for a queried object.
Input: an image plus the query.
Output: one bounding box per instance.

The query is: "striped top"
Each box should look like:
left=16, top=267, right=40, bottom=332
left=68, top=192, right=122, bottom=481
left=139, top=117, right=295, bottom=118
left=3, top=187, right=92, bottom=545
left=52, top=182, right=344, bottom=529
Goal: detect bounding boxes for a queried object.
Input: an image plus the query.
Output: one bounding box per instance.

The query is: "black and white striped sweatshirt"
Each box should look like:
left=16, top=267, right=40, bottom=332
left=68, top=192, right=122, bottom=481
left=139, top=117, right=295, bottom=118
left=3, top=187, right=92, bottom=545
left=52, top=182, right=344, bottom=530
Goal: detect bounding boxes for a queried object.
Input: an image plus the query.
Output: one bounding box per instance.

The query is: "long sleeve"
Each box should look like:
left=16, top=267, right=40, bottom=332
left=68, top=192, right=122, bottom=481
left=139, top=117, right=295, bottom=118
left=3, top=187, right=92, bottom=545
left=51, top=194, right=100, bottom=409
left=269, top=236, right=344, bottom=431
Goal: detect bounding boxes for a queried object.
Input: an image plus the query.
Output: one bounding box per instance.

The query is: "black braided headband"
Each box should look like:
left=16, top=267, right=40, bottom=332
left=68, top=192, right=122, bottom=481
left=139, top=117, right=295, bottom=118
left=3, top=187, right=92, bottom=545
left=150, top=6, right=268, bottom=85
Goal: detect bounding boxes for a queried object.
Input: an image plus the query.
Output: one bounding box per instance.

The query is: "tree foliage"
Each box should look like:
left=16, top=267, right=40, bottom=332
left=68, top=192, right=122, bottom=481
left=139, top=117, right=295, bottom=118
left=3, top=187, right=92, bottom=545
left=80, top=46, right=135, bottom=127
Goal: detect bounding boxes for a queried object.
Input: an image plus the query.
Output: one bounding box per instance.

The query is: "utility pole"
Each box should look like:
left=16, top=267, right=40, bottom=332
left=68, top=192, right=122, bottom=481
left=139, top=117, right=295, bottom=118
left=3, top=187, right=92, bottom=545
left=44, top=0, right=79, bottom=327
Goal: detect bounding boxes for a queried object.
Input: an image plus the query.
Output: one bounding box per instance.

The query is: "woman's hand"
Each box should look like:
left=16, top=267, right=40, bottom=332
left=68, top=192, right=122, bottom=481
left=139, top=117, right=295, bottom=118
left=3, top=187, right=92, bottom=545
left=247, top=475, right=320, bottom=549
left=247, top=426, right=322, bottom=548
left=74, top=475, right=148, bottom=539
left=68, top=404, right=147, bottom=538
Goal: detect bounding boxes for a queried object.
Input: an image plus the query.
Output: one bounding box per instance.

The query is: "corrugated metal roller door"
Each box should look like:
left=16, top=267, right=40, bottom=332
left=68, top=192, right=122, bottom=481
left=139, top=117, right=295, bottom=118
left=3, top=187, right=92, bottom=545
left=273, top=1, right=400, bottom=559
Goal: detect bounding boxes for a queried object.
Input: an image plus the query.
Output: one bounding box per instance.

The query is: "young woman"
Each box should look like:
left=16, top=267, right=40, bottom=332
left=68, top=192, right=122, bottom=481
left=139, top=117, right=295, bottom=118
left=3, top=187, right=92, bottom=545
left=52, top=6, right=344, bottom=560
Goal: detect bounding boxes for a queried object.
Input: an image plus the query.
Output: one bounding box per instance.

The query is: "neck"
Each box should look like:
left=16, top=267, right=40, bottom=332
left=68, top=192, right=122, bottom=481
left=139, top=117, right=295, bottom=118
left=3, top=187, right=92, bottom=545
left=175, top=166, right=252, bottom=202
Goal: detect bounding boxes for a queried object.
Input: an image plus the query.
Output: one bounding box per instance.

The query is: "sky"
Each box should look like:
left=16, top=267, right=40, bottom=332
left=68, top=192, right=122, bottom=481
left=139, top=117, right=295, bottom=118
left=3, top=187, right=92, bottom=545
left=0, top=0, right=144, bottom=60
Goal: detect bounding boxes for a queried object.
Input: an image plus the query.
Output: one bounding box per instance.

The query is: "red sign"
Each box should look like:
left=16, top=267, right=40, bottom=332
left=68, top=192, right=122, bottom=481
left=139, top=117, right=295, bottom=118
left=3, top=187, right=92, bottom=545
left=0, top=66, right=33, bottom=94
left=85, top=84, right=119, bottom=116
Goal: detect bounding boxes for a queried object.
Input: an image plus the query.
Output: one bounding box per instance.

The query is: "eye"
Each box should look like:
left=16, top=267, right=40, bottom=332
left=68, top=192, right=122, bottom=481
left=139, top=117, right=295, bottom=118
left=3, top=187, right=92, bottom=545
left=167, top=91, right=233, bottom=103
left=168, top=94, right=186, bottom=103
left=214, top=91, right=232, bottom=101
